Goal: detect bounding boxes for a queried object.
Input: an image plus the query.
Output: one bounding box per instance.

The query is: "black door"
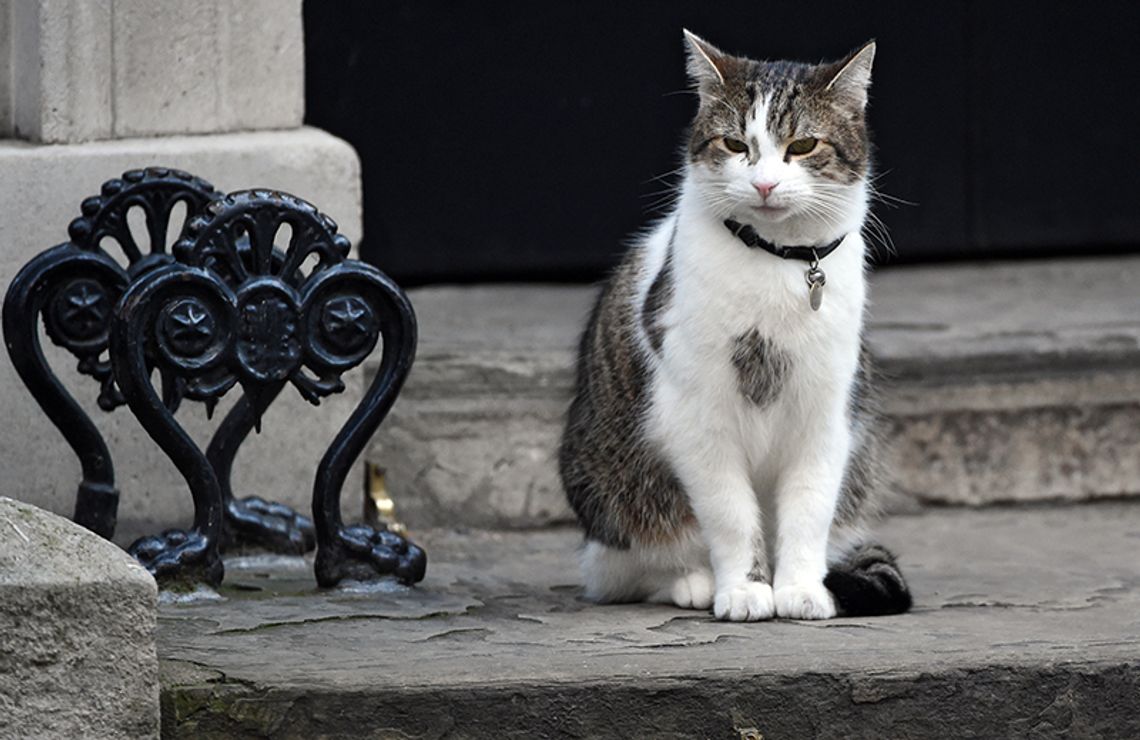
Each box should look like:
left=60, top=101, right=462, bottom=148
left=305, top=1, right=1140, bottom=285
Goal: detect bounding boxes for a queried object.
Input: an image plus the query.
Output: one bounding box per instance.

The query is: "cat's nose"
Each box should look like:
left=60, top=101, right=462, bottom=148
left=753, top=181, right=779, bottom=199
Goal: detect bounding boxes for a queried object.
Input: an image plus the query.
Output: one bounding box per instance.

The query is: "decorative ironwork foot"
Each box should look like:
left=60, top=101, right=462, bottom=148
left=223, top=495, right=316, bottom=554
left=315, top=524, right=426, bottom=588
left=128, top=529, right=223, bottom=587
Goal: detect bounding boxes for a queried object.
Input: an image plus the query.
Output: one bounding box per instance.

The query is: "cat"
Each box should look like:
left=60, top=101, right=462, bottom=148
left=558, top=30, right=911, bottom=621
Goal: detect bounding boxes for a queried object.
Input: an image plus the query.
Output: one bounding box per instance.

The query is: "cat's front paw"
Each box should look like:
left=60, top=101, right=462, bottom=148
left=713, top=581, right=775, bottom=621
left=669, top=571, right=715, bottom=610
left=774, top=581, right=837, bottom=620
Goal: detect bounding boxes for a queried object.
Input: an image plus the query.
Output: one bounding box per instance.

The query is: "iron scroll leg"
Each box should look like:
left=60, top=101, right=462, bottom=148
left=2, top=247, right=128, bottom=539
left=311, top=266, right=426, bottom=588
left=207, top=386, right=317, bottom=554
left=110, top=268, right=228, bottom=587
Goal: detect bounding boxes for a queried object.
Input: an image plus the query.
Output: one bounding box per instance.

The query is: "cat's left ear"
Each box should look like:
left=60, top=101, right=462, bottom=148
left=683, top=29, right=731, bottom=87
left=825, top=41, right=876, bottom=108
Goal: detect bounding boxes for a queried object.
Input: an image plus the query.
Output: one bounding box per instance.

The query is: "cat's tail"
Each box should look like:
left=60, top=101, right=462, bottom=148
left=824, top=544, right=912, bottom=616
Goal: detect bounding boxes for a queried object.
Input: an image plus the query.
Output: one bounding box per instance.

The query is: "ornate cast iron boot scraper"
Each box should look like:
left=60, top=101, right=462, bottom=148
left=4, top=168, right=426, bottom=589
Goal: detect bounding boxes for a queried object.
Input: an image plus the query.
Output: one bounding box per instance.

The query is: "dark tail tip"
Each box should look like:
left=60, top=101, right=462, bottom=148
left=824, top=544, right=912, bottom=617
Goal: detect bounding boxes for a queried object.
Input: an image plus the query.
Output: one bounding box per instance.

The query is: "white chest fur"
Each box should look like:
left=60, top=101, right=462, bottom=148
left=638, top=188, right=867, bottom=482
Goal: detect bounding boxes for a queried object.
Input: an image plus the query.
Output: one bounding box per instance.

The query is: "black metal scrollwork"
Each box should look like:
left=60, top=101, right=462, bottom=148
left=2, top=169, right=325, bottom=555
left=3, top=168, right=221, bottom=537
left=111, top=190, right=425, bottom=587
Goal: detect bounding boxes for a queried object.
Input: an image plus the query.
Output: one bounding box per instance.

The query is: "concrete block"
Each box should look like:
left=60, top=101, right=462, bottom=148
left=111, top=0, right=304, bottom=138
left=9, top=0, right=115, bottom=142
left=1, top=1, right=12, bottom=136
left=0, top=127, right=362, bottom=540
left=4, top=0, right=303, bottom=143
left=0, top=496, right=159, bottom=739
left=215, top=0, right=306, bottom=133
left=366, top=258, right=1140, bottom=529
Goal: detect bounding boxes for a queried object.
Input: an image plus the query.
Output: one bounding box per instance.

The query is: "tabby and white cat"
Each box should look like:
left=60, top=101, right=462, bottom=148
left=559, top=31, right=911, bottom=621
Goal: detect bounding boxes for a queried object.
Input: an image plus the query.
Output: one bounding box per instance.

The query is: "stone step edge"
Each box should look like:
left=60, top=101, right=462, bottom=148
left=159, top=657, right=1138, bottom=738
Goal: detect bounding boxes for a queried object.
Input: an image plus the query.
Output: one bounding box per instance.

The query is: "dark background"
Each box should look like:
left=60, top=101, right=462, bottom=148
left=304, top=2, right=1140, bottom=286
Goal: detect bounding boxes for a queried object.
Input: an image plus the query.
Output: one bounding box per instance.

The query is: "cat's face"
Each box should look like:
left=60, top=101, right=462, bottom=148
left=684, top=31, right=874, bottom=233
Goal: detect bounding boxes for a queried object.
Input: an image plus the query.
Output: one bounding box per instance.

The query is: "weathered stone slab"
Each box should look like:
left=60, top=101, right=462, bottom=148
left=158, top=504, right=1140, bottom=738
left=367, top=257, right=1140, bottom=529
left=0, top=497, right=159, bottom=739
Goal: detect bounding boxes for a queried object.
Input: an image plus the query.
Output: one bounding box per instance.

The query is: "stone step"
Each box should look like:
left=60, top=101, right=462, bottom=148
left=157, top=503, right=1140, bottom=738
left=367, top=256, right=1140, bottom=530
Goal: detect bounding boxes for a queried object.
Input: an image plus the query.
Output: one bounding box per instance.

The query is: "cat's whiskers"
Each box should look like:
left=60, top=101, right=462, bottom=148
left=797, top=190, right=850, bottom=223
left=865, top=171, right=916, bottom=208
left=807, top=182, right=896, bottom=259
left=796, top=198, right=845, bottom=234
left=642, top=165, right=689, bottom=213
left=692, top=181, right=741, bottom=218
left=698, top=90, right=743, bottom=121
left=862, top=211, right=896, bottom=260
left=645, top=166, right=688, bottom=187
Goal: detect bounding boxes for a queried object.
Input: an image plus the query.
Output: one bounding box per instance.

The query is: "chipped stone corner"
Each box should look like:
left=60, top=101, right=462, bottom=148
left=0, top=497, right=160, bottom=739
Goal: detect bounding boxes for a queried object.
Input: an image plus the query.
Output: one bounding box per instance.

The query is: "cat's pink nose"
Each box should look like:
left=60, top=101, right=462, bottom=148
left=753, top=181, right=779, bottom=199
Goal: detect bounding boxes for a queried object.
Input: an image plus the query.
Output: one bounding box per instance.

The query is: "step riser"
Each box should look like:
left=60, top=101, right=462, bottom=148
left=887, top=372, right=1140, bottom=506
left=369, top=354, right=1140, bottom=529
left=162, top=663, right=1140, bottom=739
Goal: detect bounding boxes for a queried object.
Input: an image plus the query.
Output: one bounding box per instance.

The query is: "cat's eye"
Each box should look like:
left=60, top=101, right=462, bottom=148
left=786, top=137, right=818, bottom=156
left=722, top=137, right=749, bottom=154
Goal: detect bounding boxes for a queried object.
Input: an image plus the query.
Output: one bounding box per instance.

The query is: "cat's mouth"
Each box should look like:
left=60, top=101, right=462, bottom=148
left=750, top=204, right=791, bottom=217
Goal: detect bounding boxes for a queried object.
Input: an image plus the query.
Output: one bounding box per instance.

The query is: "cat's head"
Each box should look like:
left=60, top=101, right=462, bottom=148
left=683, top=30, right=875, bottom=239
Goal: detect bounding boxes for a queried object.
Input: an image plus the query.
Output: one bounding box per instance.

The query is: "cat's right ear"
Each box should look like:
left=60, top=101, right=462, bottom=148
left=683, top=29, right=729, bottom=87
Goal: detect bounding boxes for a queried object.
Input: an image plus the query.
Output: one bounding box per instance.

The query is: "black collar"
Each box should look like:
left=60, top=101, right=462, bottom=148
left=723, top=219, right=845, bottom=262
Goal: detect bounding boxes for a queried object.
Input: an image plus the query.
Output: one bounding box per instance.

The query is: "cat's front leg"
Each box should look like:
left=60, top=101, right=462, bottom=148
left=673, top=455, right=773, bottom=622
left=656, top=374, right=772, bottom=621
left=772, top=422, right=850, bottom=620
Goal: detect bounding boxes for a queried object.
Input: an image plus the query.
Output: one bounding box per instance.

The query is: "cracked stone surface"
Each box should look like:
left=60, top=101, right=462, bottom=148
left=159, top=503, right=1140, bottom=738
left=366, top=256, right=1140, bottom=529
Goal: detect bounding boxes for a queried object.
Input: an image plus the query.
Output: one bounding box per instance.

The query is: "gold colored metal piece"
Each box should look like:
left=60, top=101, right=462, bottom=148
left=364, top=462, right=407, bottom=535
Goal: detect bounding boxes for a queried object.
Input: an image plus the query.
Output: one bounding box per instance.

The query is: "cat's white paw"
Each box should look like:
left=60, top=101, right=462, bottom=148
left=713, top=581, right=775, bottom=621
left=670, top=571, right=715, bottom=610
left=774, top=581, right=837, bottom=620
